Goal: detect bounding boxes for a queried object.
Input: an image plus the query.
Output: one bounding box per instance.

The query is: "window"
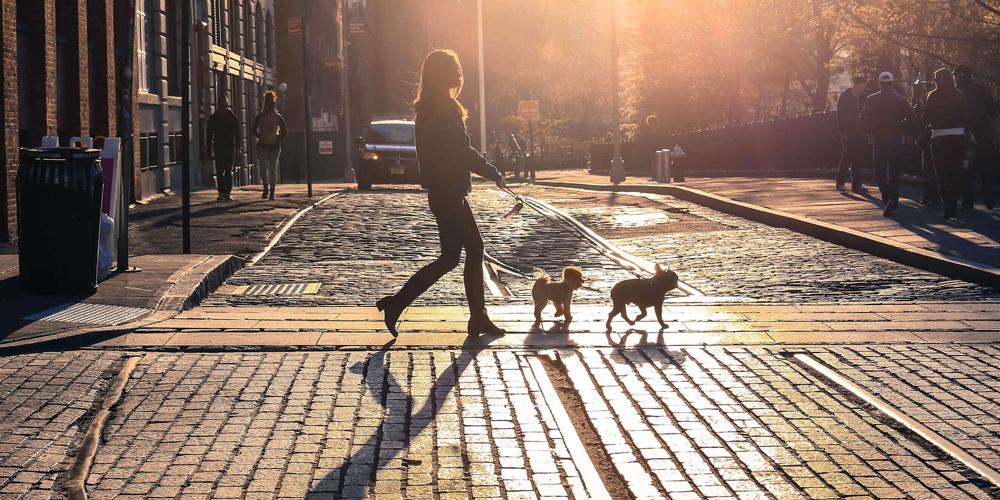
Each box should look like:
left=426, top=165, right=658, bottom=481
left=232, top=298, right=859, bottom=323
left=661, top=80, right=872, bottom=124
left=167, top=131, right=183, bottom=163
left=211, top=0, right=222, bottom=47
left=366, top=123, right=416, bottom=145
left=140, top=133, right=159, bottom=169
left=165, top=0, right=181, bottom=96
left=244, top=0, right=253, bottom=61
left=137, top=0, right=155, bottom=93
left=255, top=3, right=263, bottom=63
left=228, top=0, right=238, bottom=53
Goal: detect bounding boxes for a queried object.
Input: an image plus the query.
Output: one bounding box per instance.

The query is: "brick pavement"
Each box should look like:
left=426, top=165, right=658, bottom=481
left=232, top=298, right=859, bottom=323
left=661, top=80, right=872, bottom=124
left=4, top=346, right=1000, bottom=499
left=0, top=351, right=122, bottom=498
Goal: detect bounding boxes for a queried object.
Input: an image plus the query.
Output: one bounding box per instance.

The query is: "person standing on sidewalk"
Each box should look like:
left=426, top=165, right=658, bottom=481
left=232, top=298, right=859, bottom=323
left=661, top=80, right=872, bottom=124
left=922, top=68, right=969, bottom=219
left=252, top=91, right=288, bottom=201
left=206, top=95, right=241, bottom=201
left=377, top=49, right=507, bottom=338
left=836, top=76, right=869, bottom=193
left=954, top=65, right=1000, bottom=211
left=858, top=71, right=918, bottom=217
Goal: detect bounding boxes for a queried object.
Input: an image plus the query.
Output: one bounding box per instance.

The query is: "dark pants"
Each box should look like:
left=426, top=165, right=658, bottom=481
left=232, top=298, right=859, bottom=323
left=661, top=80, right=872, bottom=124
left=872, top=138, right=904, bottom=205
left=963, top=142, right=998, bottom=207
left=836, top=133, right=864, bottom=188
left=392, top=193, right=486, bottom=317
left=215, top=148, right=235, bottom=196
left=931, top=135, right=966, bottom=208
left=921, top=145, right=938, bottom=200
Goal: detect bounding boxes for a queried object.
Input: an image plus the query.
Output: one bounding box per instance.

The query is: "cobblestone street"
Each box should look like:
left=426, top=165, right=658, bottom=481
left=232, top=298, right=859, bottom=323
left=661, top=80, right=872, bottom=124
left=5, top=185, right=1000, bottom=499
left=203, top=186, right=1000, bottom=308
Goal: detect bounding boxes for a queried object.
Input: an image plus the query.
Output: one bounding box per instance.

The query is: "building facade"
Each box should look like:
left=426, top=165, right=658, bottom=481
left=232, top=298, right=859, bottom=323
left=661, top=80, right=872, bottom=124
left=0, top=0, right=277, bottom=242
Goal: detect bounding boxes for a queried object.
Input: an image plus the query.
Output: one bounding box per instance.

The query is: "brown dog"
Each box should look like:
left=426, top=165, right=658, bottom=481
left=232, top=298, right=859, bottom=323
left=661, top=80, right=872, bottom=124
left=606, top=264, right=678, bottom=330
left=532, top=267, right=584, bottom=322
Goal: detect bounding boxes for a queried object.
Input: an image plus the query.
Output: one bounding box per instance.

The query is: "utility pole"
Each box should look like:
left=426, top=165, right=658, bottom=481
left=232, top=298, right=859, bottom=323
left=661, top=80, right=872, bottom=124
left=477, top=0, right=487, bottom=154
left=302, top=0, right=314, bottom=197
left=117, top=0, right=140, bottom=272
left=342, top=0, right=355, bottom=183
left=609, top=0, right=625, bottom=184
left=181, top=0, right=191, bottom=253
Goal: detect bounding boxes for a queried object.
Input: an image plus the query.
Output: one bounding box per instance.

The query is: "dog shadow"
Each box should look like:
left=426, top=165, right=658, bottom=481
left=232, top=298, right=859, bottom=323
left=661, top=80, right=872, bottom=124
left=525, top=318, right=579, bottom=348
left=606, top=327, right=669, bottom=348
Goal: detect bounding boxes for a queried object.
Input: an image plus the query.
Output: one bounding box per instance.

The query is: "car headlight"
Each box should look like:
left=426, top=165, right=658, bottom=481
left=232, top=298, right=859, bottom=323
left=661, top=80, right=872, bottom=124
left=362, top=152, right=379, bottom=161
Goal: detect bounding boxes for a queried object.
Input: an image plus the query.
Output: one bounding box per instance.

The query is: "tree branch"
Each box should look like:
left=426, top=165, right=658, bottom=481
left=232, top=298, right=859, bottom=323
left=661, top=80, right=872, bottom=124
left=974, top=0, right=1000, bottom=18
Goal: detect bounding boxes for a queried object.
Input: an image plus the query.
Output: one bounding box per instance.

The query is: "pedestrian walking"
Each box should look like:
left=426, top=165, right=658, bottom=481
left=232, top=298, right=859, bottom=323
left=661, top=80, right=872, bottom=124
left=492, top=133, right=506, bottom=177
left=206, top=95, right=241, bottom=201
left=377, top=49, right=507, bottom=338
left=836, top=76, right=870, bottom=193
left=858, top=71, right=918, bottom=217
left=251, top=91, right=287, bottom=201
left=506, top=134, right=523, bottom=178
left=922, top=68, right=969, bottom=219
left=954, top=65, right=1000, bottom=211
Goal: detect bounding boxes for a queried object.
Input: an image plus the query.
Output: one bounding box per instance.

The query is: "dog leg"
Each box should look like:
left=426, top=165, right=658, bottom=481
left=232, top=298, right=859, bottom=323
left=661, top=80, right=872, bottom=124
left=654, top=304, right=668, bottom=328
left=554, top=302, right=565, bottom=317
left=606, top=303, right=622, bottom=331
left=564, top=296, right=573, bottom=322
left=621, top=306, right=634, bottom=326
left=634, top=306, right=647, bottom=323
left=534, top=301, right=546, bottom=323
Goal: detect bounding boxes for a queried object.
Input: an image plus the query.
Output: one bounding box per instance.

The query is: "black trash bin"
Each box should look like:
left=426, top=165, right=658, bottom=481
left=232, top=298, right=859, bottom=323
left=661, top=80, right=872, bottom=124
left=16, top=148, right=105, bottom=295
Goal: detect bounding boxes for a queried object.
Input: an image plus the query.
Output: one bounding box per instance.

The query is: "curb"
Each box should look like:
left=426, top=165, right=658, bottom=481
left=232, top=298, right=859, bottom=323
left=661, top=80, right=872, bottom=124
left=0, top=255, right=244, bottom=354
left=534, top=180, right=1000, bottom=288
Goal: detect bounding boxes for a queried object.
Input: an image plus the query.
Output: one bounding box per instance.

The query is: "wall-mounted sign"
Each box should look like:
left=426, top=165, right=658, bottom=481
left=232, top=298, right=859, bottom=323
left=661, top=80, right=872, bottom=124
left=288, top=17, right=303, bottom=35
left=318, top=141, right=333, bottom=155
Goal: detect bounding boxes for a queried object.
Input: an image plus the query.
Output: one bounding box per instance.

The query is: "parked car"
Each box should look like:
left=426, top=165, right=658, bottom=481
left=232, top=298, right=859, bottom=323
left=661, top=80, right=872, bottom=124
left=355, top=120, right=418, bottom=190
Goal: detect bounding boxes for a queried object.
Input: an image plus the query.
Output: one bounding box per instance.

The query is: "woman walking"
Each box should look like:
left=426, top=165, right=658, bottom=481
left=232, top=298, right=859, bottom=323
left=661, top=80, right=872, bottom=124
left=252, top=91, right=287, bottom=200
left=922, top=68, right=969, bottom=219
left=377, top=49, right=507, bottom=337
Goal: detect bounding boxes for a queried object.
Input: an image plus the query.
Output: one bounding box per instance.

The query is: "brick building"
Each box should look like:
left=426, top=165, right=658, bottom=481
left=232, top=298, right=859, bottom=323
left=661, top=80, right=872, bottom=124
left=0, top=0, right=277, bottom=243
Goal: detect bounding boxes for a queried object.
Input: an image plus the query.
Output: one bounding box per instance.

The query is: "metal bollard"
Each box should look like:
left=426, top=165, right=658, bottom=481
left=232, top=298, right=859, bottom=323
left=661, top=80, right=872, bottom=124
left=654, top=150, right=663, bottom=182
left=661, top=149, right=672, bottom=183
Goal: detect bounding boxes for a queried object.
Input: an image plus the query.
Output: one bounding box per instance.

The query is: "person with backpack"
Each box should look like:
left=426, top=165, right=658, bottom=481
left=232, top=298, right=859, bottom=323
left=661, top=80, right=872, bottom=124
left=252, top=91, right=288, bottom=200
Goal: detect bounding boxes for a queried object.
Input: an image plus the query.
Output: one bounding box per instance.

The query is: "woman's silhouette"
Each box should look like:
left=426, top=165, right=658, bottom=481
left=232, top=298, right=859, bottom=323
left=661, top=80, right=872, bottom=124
left=377, top=49, right=507, bottom=337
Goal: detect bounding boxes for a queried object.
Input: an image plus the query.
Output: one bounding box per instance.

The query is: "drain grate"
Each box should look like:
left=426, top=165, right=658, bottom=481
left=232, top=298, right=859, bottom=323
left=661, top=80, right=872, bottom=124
left=230, top=283, right=321, bottom=295
left=23, top=303, right=154, bottom=326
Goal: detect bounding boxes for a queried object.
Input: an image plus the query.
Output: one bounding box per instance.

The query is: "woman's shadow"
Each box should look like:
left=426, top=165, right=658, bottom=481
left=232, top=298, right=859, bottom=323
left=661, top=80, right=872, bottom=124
left=314, top=334, right=501, bottom=495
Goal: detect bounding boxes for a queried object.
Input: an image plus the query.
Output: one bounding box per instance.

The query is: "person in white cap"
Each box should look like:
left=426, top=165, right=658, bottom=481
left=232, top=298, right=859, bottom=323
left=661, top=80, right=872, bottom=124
left=858, top=71, right=918, bottom=217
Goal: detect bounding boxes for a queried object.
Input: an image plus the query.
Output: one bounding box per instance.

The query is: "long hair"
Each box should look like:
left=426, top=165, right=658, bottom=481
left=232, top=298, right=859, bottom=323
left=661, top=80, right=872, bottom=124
left=413, top=49, right=467, bottom=120
left=931, top=68, right=959, bottom=99
left=263, top=90, right=277, bottom=111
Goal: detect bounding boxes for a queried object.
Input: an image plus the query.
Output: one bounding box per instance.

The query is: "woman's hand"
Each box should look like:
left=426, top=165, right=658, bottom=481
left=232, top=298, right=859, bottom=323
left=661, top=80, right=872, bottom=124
left=496, top=177, right=506, bottom=189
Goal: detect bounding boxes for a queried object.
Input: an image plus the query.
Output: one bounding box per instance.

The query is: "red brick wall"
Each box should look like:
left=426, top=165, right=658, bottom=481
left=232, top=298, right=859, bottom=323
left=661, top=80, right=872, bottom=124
left=88, top=0, right=115, bottom=137
left=2, top=0, right=16, bottom=240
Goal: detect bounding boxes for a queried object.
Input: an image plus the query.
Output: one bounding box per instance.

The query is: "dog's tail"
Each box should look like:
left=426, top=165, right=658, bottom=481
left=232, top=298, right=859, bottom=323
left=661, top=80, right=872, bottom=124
left=533, top=270, right=550, bottom=285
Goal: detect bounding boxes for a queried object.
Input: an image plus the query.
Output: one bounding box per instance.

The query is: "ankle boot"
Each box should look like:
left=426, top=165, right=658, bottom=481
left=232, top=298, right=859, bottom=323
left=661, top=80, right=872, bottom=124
left=377, top=296, right=403, bottom=337
left=468, top=315, right=506, bottom=336
left=268, top=185, right=275, bottom=200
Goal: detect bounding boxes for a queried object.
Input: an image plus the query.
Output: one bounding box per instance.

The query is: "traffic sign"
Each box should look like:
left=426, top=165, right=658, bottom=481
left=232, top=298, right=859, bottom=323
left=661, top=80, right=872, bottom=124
left=518, top=100, right=539, bottom=121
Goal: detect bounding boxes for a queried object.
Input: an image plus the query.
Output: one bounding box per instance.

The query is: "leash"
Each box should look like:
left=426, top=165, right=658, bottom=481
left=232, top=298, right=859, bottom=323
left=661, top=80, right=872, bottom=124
left=487, top=185, right=646, bottom=280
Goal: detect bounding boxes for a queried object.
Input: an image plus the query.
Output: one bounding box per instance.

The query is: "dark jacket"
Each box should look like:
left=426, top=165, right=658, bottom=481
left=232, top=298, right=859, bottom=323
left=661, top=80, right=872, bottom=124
left=859, top=89, right=918, bottom=146
left=958, top=80, right=999, bottom=149
left=922, top=89, right=968, bottom=131
left=206, top=109, right=241, bottom=154
left=415, top=104, right=502, bottom=196
left=251, top=110, right=288, bottom=152
left=837, top=89, right=863, bottom=135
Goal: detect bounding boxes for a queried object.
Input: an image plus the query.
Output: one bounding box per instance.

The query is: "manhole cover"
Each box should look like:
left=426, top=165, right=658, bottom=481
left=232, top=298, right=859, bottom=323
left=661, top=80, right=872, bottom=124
left=230, top=283, right=321, bottom=295
left=23, top=303, right=154, bottom=326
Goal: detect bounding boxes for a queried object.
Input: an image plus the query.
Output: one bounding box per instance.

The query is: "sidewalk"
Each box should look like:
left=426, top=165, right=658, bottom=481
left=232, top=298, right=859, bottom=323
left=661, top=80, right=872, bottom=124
left=0, top=183, right=350, bottom=350
left=529, top=169, right=1000, bottom=281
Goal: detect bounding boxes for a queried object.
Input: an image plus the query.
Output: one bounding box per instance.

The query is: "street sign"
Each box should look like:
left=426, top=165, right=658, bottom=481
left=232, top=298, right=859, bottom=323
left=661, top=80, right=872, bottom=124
left=288, top=17, right=303, bottom=35
left=518, top=100, right=539, bottom=121
left=318, top=141, right=333, bottom=155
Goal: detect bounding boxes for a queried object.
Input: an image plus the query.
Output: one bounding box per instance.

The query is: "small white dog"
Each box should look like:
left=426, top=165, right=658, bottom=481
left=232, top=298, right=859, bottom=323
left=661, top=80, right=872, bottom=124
left=531, top=267, right=584, bottom=322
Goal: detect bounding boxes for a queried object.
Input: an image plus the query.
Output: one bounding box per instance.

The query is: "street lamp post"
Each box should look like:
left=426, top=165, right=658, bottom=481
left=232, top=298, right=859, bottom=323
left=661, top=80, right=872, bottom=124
left=609, top=0, right=625, bottom=184
left=301, top=0, right=313, bottom=198
left=342, top=0, right=355, bottom=183
left=477, top=0, right=487, bottom=154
